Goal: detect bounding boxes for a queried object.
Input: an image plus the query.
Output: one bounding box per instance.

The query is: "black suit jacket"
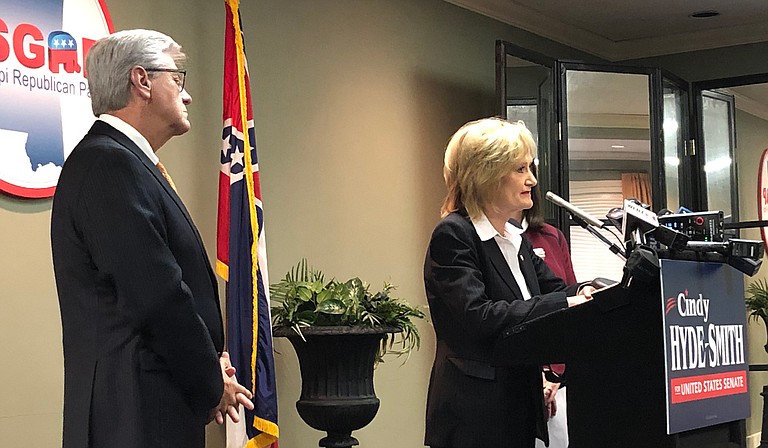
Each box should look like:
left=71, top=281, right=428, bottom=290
left=424, top=211, right=580, bottom=448
left=51, top=121, right=224, bottom=448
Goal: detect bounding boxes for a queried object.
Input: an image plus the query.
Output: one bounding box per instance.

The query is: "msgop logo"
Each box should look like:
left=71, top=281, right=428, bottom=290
left=0, top=0, right=113, bottom=198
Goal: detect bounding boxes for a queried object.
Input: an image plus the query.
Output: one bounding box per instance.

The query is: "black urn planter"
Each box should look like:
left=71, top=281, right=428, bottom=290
left=273, top=325, right=398, bottom=448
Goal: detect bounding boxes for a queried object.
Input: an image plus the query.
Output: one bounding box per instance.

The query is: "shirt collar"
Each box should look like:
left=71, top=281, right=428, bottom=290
left=98, top=114, right=159, bottom=165
left=471, top=212, right=524, bottom=242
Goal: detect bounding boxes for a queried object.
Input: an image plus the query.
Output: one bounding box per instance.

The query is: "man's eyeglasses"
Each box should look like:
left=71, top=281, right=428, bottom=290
left=146, top=68, right=186, bottom=92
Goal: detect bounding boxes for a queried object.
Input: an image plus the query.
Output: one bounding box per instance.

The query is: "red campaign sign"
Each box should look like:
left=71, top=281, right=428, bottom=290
left=670, top=370, right=747, bottom=404
left=759, top=148, right=768, bottom=254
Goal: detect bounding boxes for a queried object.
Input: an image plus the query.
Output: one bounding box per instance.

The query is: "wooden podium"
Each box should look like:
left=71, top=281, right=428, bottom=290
left=492, top=267, right=746, bottom=448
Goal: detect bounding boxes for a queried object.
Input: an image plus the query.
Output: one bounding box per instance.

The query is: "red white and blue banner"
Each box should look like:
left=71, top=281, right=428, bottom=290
left=660, top=260, right=749, bottom=434
left=217, top=1, right=278, bottom=447
left=0, top=0, right=112, bottom=198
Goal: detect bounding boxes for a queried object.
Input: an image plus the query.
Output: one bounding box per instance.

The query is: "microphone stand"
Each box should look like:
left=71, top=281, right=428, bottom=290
left=570, top=214, right=627, bottom=260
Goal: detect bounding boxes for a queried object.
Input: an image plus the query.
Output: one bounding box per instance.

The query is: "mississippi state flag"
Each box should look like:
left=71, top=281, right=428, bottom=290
left=217, top=1, right=278, bottom=447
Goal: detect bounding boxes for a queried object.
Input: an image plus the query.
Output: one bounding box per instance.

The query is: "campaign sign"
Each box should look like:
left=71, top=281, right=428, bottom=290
left=0, top=0, right=113, bottom=198
left=660, top=259, right=749, bottom=434
left=759, top=148, right=768, bottom=253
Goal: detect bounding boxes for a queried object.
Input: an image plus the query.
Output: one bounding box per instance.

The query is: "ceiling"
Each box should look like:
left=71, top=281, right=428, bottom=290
left=445, top=0, right=768, bottom=61
left=471, top=0, right=768, bottom=122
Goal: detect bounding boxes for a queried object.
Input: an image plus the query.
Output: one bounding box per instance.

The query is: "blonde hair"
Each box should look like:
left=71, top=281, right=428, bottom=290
left=441, top=118, right=537, bottom=219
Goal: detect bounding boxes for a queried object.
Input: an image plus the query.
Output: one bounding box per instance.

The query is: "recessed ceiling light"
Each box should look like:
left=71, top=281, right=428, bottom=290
left=611, top=145, right=625, bottom=149
left=690, top=10, right=720, bottom=18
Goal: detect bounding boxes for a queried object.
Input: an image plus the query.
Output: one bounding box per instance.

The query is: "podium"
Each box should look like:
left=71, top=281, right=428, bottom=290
left=492, top=260, right=747, bottom=448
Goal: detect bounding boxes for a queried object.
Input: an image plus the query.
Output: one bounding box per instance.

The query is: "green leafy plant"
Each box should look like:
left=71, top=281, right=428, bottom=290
left=270, top=259, right=425, bottom=362
left=746, top=278, right=768, bottom=322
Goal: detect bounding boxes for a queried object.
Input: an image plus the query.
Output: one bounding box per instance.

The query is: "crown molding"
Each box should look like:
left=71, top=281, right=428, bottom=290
left=444, top=0, right=616, bottom=58
left=731, top=91, right=768, bottom=122
left=616, top=23, right=768, bottom=61
left=445, top=0, right=768, bottom=61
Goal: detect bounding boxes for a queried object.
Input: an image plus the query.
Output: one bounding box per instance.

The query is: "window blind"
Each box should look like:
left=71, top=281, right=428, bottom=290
left=568, top=180, right=626, bottom=283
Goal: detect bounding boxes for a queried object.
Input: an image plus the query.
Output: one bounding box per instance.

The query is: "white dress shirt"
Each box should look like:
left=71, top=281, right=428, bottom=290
left=471, top=212, right=532, bottom=300
left=98, top=114, right=158, bottom=165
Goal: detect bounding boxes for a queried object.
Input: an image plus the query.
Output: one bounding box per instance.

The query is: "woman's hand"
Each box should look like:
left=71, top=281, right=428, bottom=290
left=567, top=295, right=588, bottom=307
left=542, top=374, right=559, bottom=418
left=578, top=284, right=597, bottom=299
left=567, top=284, right=598, bottom=307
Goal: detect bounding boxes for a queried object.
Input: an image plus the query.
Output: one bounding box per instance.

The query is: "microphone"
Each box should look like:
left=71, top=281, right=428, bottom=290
left=607, top=202, right=689, bottom=249
left=545, top=191, right=625, bottom=259
left=622, top=199, right=659, bottom=245
left=677, top=239, right=764, bottom=276
left=653, top=224, right=690, bottom=250
left=545, top=191, right=604, bottom=228
left=684, top=239, right=764, bottom=258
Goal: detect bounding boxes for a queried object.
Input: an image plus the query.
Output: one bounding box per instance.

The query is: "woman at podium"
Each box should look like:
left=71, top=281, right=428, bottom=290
left=423, top=118, right=593, bottom=448
left=512, top=178, right=577, bottom=448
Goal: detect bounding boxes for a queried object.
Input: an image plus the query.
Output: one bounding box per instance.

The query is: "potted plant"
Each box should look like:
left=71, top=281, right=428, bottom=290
left=271, top=259, right=425, bottom=448
left=746, top=278, right=768, bottom=353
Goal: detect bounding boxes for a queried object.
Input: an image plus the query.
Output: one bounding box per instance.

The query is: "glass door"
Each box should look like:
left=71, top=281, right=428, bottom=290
left=690, top=75, right=768, bottom=242
left=699, top=90, right=738, bottom=224
left=662, top=75, right=690, bottom=213
left=495, top=41, right=558, bottom=220
left=495, top=46, right=677, bottom=282
left=557, top=63, right=663, bottom=281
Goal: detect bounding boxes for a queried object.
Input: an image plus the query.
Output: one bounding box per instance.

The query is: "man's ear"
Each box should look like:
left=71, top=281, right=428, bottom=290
left=129, top=66, right=152, bottom=100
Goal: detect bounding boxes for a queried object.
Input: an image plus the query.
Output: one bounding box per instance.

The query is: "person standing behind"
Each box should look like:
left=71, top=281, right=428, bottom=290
left=511, top=178, right=577, bottom=448
left=515, top=183, right=577, bottom=284
left=424, top=118, right=594, bottom=448
left=51, top=29, right=252, bottom=448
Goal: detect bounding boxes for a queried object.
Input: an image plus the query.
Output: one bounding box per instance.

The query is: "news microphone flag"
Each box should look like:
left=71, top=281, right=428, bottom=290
left=217, top=1, right=278, bottom=447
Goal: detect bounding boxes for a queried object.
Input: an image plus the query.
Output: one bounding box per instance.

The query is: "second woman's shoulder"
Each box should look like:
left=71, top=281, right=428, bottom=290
left=540, top=222, right=567, bottom=240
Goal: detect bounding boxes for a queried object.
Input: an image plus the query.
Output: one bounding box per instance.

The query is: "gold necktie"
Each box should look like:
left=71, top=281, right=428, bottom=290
left=156, top=161, right=178, bottom=192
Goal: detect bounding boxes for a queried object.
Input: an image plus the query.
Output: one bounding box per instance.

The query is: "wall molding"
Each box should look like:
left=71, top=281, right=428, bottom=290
left=444, top=0, right=768, bottom=61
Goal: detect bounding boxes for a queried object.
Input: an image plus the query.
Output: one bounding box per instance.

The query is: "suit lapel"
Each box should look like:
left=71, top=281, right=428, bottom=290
left=482, top=238, right=524, bottom=298
left=517, top=241, right=541, bottom=296
left=87, top=122, right=205, bottom=258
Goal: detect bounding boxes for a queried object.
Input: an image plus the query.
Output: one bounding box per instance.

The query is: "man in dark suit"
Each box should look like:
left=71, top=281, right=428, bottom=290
left=51, top=29, right=252, bottom=448
left=423, top=118, right=594, bottom=448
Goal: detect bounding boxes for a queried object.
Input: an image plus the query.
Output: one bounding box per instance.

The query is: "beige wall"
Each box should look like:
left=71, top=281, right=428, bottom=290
left=0, top=1, right=590, bottom=447
left=735, top=109, right=768, bottom=440
left=0, top=0, right=227, bottom=446
left=234, top=1, right=588, bottom=446
left=0, top=197, right=61, bottom=446
left=4, top=0, right=768, bottom=447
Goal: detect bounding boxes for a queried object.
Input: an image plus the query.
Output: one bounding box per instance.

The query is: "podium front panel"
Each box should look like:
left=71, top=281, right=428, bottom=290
left=660, top=260, right=750, bottom=434
left=492, top=261, right=747, bottom=447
